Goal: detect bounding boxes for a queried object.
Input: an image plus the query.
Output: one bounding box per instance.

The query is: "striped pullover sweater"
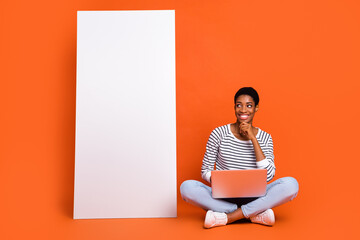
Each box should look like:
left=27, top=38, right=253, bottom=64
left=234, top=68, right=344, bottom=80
left=201, top=124, right=276, bottom=183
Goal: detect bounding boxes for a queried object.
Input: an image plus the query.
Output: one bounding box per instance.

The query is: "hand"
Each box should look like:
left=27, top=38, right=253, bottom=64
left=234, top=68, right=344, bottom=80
left=239, top=122, right=255, bottom=140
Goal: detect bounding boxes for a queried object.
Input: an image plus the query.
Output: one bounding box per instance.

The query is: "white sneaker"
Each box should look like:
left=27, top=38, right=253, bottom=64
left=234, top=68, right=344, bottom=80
left=250, top=209, right=275, bottom=226
left=204, top=210, right=228, bottom=229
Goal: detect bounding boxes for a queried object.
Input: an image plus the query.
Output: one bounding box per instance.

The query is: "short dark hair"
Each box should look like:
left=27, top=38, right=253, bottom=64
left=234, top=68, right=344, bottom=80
left=234, top=87, right=260, bottom=106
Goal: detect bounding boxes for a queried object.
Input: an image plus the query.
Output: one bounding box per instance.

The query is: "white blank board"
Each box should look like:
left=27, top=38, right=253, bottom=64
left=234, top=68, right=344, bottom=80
left=74, top=10, right=176, bottom=219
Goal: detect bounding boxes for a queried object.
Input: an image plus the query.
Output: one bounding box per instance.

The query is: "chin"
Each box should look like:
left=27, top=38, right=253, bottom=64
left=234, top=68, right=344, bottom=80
left=238, top=118, right=252, bottom=124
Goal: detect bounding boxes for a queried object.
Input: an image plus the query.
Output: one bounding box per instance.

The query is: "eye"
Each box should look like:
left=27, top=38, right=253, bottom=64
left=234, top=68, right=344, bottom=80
left=236, top=104, right=242, bottom=108
left=247, top=104, right=252, bottom=108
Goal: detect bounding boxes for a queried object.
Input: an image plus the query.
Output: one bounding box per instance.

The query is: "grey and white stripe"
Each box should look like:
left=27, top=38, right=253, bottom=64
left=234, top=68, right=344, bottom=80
left=201, top=124, right=276, bottom=182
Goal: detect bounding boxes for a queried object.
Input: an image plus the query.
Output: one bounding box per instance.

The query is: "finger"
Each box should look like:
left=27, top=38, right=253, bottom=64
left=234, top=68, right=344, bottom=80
left=240, top=124, right=249, bottom=131
left=241, top=123, right=249, bottom=130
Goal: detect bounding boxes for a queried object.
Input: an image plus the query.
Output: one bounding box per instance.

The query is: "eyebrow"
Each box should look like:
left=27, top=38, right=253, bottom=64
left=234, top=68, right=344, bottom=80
left=236, top=102, right=254, bottom=104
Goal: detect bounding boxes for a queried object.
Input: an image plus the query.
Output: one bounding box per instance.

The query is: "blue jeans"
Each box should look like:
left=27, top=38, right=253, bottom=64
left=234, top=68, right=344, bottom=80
left=180, top=177, right=299, bottom=218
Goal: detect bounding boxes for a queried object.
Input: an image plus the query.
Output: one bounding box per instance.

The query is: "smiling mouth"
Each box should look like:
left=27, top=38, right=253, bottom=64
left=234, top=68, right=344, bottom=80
left=238, top=114, right=249, bottom=120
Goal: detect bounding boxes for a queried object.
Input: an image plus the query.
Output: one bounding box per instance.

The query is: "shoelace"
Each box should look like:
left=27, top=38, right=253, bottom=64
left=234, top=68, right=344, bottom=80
left=253, top=212, right=267, bottom=223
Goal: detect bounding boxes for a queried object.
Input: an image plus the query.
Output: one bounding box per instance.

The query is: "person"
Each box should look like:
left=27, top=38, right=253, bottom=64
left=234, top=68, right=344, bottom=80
left=180, top=87, right=299, bottom=228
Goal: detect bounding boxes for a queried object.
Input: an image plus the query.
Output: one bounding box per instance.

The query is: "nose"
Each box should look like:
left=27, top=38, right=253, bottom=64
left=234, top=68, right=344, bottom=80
left=239, top=106, right=247, bottom=113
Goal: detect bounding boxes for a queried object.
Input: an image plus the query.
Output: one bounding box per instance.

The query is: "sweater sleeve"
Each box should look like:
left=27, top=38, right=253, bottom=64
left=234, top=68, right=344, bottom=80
left=201, top=129, right=221, bottom=183
left=256, top=134, right=276, bottom=182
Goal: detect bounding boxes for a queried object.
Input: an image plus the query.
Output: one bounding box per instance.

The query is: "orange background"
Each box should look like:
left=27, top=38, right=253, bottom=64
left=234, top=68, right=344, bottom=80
left=1, top=0, right=359, bottom=239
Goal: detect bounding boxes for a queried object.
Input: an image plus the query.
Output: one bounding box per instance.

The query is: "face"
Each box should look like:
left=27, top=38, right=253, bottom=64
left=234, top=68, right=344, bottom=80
left=234, top=94, right=259, bottom=124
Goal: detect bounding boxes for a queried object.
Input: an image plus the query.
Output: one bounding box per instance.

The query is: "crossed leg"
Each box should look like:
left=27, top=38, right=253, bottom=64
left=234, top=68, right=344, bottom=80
left=180, top=177, right=299, bottom=225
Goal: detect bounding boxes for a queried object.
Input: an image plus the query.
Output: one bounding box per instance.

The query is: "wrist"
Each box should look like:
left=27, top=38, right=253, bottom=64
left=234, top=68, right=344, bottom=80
left=249, top=136, right=257, bottom=141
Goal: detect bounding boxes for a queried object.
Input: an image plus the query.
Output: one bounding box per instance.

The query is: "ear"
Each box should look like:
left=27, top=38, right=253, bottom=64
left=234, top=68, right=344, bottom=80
left=255, top=105, right=259, bottom=112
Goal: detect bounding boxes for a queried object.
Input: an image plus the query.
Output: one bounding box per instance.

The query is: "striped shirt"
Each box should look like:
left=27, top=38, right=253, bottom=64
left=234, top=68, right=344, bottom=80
left=201, top=124, right=276, bottom=183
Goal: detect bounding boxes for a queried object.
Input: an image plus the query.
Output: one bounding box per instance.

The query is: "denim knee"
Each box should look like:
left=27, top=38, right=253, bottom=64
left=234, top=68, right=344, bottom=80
left=180, top=180, right=199, bottom=200
left=282, top=177, right=299, bottom=200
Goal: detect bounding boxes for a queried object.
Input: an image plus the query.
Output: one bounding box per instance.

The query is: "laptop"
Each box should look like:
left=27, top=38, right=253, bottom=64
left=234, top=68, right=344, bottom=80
left=211, top=169, right=267, bottom=198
